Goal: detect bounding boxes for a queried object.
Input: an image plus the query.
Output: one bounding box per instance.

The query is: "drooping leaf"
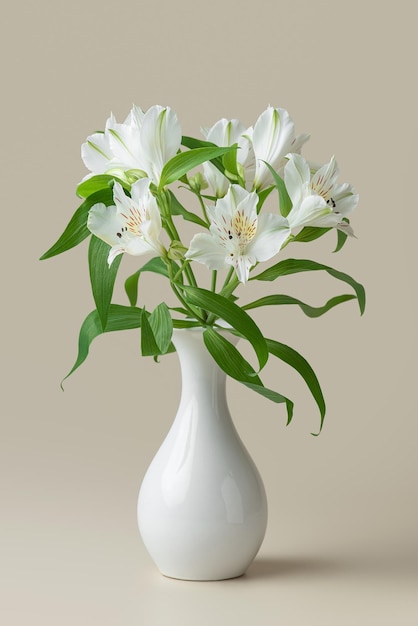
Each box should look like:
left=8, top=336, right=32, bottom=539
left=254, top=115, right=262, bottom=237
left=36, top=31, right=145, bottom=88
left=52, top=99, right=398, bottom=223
left=266, top=338, right=326, bottom=434
left=203, top=328, right=294, bottom=423
left=243, top=293, right=356, bottom=318
left=159, top=145, right=237, bottom=189
left=334, top=223, right=350, bottom=252
left=183, top=285, right=269, bottom=370
left=40, top=188, right=114, bottom=260
left=63, top=305, right=144, bottom=383
left=251, top=258, right=366, bottom=315
left=88, top=236, right=122, bottom=329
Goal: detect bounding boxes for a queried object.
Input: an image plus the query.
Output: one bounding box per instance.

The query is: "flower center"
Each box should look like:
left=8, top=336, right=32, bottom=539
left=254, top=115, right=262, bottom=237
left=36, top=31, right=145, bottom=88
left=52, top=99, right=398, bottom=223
left=120, top=206, right=145, bottom=237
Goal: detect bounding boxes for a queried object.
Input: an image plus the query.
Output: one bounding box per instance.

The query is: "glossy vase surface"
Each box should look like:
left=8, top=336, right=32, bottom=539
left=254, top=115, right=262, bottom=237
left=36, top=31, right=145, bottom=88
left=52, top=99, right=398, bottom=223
left=137, top=327, right=267, bottom=580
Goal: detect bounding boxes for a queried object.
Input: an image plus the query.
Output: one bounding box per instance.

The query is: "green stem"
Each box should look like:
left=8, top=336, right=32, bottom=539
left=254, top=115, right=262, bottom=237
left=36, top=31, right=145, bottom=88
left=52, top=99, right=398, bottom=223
left=211, top=270, right=217, bottom=293
left=170, top=282, right=206, bottom=323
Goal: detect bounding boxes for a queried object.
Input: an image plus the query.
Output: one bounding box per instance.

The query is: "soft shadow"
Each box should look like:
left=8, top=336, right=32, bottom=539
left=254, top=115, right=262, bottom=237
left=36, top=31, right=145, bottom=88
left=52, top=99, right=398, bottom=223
left=244, top=555, right=349, bottom=581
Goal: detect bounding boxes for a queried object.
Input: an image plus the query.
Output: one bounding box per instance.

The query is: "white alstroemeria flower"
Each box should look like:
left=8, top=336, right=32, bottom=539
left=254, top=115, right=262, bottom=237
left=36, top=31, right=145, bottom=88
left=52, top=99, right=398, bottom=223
left=81, top=113, right=124, bottom=176
left=201, top=119, right=255, bottom=197
left=81, top=105, right=182, bottom=185
left=87, top=179, right=165, bottom=266
left=186, top=185, right=290, bottom=284
left=284, top=154, right=358, bottom=234
left=252, top=106, right=309, bottom=191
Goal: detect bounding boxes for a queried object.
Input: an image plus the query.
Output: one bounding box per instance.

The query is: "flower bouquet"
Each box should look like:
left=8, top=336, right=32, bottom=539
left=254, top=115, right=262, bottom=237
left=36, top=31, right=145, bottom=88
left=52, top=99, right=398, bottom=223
left=41, top=103, right=364, bottom=434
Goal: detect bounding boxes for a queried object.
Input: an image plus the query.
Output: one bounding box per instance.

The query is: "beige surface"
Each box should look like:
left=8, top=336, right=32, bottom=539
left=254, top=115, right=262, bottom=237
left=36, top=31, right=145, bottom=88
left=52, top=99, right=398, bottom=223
left=2, top=0, right=417, bottom=624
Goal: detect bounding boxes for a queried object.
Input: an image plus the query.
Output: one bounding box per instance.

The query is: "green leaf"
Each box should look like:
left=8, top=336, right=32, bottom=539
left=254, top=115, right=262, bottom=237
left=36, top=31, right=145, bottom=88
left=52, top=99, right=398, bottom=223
left=181, top=136, right=215, bottom=150
left=169, top=191, right=208, bottom=228
left=124, top=257, right=169, bottom=306
left=141, top=309, right=161, bottom=357
left=40, top=188, right=114, bottom=260
left=88, top=236, right=122, bottom=329
left=266, top=338, right=326, bottom=434
left=292, top=226, right=331, bottom=243
left=183, top=286, right=269, bottom=370
left=256, top=186, right=274, bottom=213
left=251, top=258, right=366, bottom=315
left=243, top=293, right=356, bottom=318
left=63, top=305, right=144, bottom=383
left=203, top=328, right=294, bottom=423
left=148, top=303, right=173, bottom=353
left=262, top=162, right=292, bottom=217
left=76, top=174, right=128, bottom=199
left=172, top=319, right=201, bottom=329
left=159, top=146, right=237, bottom=189
left=334, top=223, right=349, bottom=252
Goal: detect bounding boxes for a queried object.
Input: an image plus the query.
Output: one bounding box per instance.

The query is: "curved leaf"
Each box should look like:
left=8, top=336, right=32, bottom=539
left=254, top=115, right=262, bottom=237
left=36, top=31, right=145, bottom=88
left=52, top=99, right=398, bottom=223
left=203, top=328, right=294, bottom=423
left=266, top=338, right=326, bottom=434
left=262, top=161, right=292, bottom=217
left=63, top=305, right=143, bottom=383
left=243, top=293, right=356, bottom=318
left=88, top=236, right=122, bottom=329
left=251, top=258, right=366, bottom=315
left=40, top=188, right=114, bottom=260
left=159, top=145, right=237, bottom=189
left=183, top=285, right=269, bottom=370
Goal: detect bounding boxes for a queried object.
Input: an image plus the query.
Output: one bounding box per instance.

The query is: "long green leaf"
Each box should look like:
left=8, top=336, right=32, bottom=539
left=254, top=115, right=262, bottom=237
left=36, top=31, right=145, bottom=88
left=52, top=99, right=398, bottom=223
left=251, top=258, right=366, bottom=315
left=141, top=310, right=161, bottom=357
left=40, top=188, right=114, bottom=260
left=181, top=136, right=227, bottom=176
left=124, top=257, right=169, bottom=306
left=266, top=338, right=326, bottom=434
left=183, top=286, right=269, bottom=370
left=243, top=293, right=356, bottom=318
left=88, top=236, right=122, bottom=329
left=159, top=146, right=237, bottom=189
left=149, top=303, right=173, bottom=353
left=203, top=328, right=294, bottom=423
left=63, top=305, right=143, bottom=383
left=263, top=161, right=292, bottom=217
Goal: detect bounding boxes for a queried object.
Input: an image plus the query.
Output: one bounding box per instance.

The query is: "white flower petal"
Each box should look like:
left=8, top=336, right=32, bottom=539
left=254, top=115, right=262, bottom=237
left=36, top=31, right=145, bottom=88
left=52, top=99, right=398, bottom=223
left=81, top=132, right=114, bottom=174
left=232, top=254, right=255, bottom=284
left=139, top=106, right=182, bottom=183
left=87, top=203, right=122, bottom=246
left=246, top=213, right=291, bottom=262
left=284, top=154, right=311, bottom=208
left=186, top=233, right=229, bottom=271
left=252, top=107, right=296, bottom=189
left=287, top=195, right=330, bottom=230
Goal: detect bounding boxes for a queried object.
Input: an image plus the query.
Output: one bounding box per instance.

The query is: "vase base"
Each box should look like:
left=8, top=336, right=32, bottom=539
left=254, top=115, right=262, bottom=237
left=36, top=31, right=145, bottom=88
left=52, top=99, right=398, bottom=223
left=160, top=569, right=246, bottom=582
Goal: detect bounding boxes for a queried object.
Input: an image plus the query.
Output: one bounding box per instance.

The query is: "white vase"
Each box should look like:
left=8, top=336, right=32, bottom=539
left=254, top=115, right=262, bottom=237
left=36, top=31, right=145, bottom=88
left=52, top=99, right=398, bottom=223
left=137, top=327, right=268, bottom=581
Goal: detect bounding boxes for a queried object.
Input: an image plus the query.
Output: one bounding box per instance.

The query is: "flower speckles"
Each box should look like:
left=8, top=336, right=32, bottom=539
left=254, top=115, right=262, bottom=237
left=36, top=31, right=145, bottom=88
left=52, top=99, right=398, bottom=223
left=186, top=185, right=290, bottom=283
left=87, top=179, right=165, bottom=266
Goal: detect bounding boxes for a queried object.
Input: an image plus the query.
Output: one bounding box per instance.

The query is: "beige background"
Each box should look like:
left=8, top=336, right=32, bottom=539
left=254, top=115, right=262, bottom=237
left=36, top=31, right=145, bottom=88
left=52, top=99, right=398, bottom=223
left=2, top=0, right=417, bottom=624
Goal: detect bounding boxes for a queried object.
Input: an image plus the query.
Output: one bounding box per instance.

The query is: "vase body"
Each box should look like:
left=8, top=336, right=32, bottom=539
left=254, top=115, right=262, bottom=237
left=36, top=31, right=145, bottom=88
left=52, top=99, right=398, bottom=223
left=137, top=327, right=267, bottom=581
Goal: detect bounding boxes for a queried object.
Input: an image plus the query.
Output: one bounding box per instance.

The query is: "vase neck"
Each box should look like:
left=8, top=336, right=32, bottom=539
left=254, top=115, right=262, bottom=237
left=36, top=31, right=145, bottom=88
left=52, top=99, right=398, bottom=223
left=172, top=328, right=238, bottom=412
